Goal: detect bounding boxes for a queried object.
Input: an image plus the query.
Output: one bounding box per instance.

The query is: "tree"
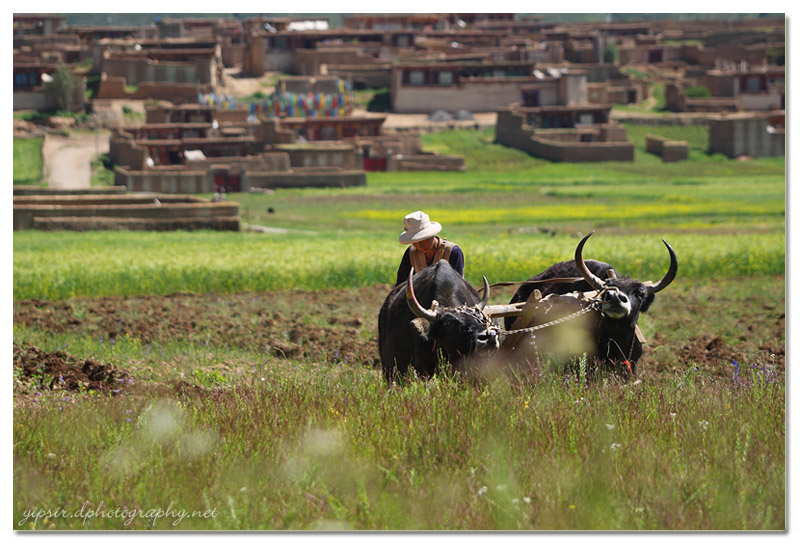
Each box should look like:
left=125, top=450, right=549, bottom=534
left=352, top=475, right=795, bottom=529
left=43, top=65, right=76, bottom=112
left=603, top=40, right=618, bottom=64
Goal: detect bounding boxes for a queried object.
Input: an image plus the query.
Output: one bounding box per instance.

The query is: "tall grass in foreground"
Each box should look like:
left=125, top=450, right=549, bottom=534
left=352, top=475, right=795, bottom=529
left=14, top=364, right=784, bottom=530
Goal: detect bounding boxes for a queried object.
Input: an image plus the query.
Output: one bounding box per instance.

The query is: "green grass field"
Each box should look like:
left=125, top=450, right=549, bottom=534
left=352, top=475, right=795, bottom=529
left=13, top=124, right=786, bottom=530
left=13, top=137, right=44, bottom=185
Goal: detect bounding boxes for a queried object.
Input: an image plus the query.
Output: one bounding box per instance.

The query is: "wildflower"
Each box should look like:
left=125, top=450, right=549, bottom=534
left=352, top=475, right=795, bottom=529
left=522, top=497, right=531, bottom=504
left=523, top=400, right=529, bottom=409
left=568, top=505, right=576, bottom=510
left=477, top=486, right=488, bottom=497
left=605, top=424, right=615, bottom=430
left=670, top=412, right=677, bottom=419
left=46, top=453, right=55, bottom=459
left=610, top=443, right=621, bottom=452
left=698, top=421, right=709, bottom=431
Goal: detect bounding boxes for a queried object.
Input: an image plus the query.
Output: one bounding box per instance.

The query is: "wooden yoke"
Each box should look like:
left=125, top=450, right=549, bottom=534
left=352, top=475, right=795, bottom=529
left=502, top=289, right=543, bottom=349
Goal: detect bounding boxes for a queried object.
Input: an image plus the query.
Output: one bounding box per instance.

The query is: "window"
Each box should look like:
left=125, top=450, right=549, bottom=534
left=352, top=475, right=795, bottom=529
left=321, top=126, right=336, bottom=139
left=745, top=76, right=762, bottom=93
left=409, top=70, right=424, bottom=85
left=273, top=36, right=288, bottom=50
left=438, top=71, right=453, bottom=85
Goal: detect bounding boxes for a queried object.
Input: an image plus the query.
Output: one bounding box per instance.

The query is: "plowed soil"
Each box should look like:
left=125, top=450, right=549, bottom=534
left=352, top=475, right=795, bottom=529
left=13, top=343, right=127, bottom=394
left=13, top=281, right=785, bottom=390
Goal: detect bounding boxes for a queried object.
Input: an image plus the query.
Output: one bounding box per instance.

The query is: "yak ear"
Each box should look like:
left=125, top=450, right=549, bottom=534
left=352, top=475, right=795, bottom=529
left=639, top=288, right=656, bottom=313
left=411, top=317, right=432, bottom=340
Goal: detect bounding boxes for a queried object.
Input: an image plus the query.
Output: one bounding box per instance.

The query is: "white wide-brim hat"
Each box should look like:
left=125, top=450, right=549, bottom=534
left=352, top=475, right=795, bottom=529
left=399, top=210, right=442, bottom=244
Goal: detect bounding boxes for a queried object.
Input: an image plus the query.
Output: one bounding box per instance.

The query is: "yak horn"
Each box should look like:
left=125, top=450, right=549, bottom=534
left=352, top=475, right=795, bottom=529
left=647, top=240, right=678, bottom=293
left=406, top=267, right=437, bottom=321
left=477, top=276, right=490, bottom=310
left=574, top=231, right=605, bottom=291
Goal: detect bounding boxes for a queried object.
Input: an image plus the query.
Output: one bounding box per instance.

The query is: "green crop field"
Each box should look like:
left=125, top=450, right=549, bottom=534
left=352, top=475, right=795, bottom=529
left=13, top=125, right=785, bottom=530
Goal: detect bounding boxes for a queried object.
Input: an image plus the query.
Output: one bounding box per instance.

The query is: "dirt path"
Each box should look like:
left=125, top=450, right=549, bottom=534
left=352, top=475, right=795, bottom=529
left=43, top=130, right=110, bottom=189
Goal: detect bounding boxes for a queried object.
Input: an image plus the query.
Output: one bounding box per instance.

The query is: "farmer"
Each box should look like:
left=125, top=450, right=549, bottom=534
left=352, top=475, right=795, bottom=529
left=395, top=210, right=464, bottom=286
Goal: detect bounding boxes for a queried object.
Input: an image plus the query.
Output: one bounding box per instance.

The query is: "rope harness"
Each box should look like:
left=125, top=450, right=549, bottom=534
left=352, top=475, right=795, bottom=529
left=497, top=283, right=627, bottom=336
left=499, top=299, right=601, bottom=336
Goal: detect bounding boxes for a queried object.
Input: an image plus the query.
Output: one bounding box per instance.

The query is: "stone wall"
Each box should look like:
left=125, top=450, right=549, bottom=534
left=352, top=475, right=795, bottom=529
left=115, top=167, right=214, bottom=193
left=275, top=145, right=361, bottom=170
left=214, top=109, right=249, bottom=125
left=102, top=56, right=215, bottom=86
left=14, top=194, right=239, bottom=231
left=97, top=76, right=206, bottom=103
left=13, top=186, right=128, bottom=196
left=528, top=137, right=634, bottom=162
left=389, top=154, right=466, bottom=171
left=495, top=108, right=634, bottom=162
left=708, top=114, right=785, bottom=158
left=110, top=137, right=148, bottom=170
left=393, top=79, right=536, bottom=114
left=247, top=170, right=366, bottom=189
left=221, top=43, right=245, bottom=67
left=645, top=135, right=689, bottom=162
left=13, top=78, right=86, bottom=111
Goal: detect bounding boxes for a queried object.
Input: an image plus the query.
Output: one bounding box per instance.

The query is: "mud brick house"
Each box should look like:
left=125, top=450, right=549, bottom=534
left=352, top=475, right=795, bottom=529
left=341, top=14, right=451, bottom=31
left=707, top=112, right=785, bottom=159
left=94, top=38, right=222, bottom=102
left=264, top=114, right=386, bottom=143
left=246, top=26, right=417, bottom=75
left=666, top=66, right=785, bottom=113
left=156, top=17, right=245, bottom=68
left=517, top=68, right=590, bottom=107
left=109, top=101, right=368, bottom=193
left=12, top=60, right=86, bottom=111
left=293, top=48, right=392, bottom=88
left=13, top=14, right=66, bottom=36
left=391, top=60, right=540, bottom=113
left=495, top=104, right=634, bottom=162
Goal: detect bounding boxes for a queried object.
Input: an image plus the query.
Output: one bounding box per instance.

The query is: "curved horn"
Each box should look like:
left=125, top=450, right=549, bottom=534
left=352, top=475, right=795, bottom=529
left=574, top=231, right=605, bottom=291
left=648, top=240, right=678, bottom=293
left=406, top=267, right=437, bottom=321
left=477, top=276, right=490, bottom=310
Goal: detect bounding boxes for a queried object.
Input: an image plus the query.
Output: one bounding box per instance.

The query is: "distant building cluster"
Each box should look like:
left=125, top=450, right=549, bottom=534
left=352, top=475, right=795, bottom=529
left=13, top=12, right=785, bottom=193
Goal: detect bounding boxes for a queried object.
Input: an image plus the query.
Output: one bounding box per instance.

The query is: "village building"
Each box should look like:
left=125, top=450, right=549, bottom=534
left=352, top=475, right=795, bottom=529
left=495, top=104, right=634, bottom=162
left=12, top=59, right=86, bottom=111
left=665, top=65, right=785, bottom=112
left=245, top=26, right=418, bottom=75
left=391, top=60, right=540, bottom=114
left=707, top=112, right=785, bottom=158
left=13, top=14, right=67, bottom=36
left=92, top=38, right=223, bottom=103
left=494, top=66, right=633, bottom=162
